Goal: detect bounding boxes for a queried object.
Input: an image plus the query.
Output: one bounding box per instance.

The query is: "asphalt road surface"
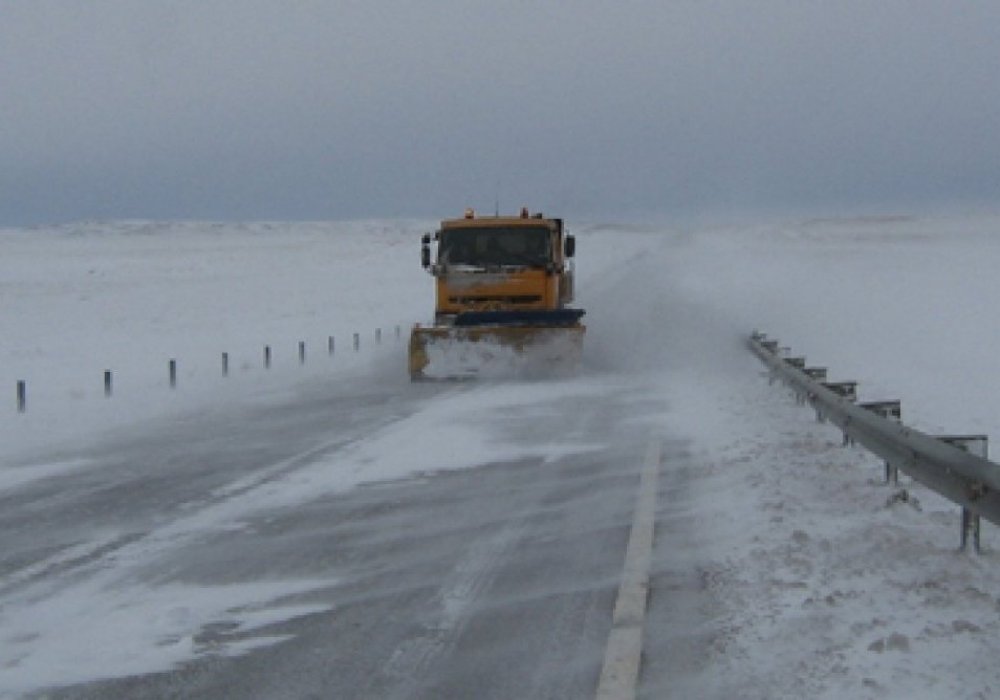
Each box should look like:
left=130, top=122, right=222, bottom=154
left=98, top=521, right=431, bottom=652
left=0, top=370, right=709, bottom=699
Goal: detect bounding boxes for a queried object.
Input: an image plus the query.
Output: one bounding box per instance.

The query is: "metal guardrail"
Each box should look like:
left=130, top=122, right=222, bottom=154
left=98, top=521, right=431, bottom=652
left=749, top=331, right=1000, bottom=552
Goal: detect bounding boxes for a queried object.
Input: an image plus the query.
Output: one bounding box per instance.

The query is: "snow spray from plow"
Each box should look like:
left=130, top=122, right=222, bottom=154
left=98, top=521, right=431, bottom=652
left=410, top=323, right=584, bottom=381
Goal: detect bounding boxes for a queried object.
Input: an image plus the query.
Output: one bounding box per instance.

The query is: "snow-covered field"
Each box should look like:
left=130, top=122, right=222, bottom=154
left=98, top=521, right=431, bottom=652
left=2, top=213, right=1000, bottom=697
left=0, top=220, right=429, bottom=461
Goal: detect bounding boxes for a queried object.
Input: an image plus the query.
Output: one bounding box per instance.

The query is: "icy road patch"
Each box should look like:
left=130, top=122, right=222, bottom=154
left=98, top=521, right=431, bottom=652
left=0, top=375, right=615, bottom=697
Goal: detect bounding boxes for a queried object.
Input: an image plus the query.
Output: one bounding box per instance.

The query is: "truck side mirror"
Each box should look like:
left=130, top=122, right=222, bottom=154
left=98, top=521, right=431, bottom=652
left=564, top=235, right=576, bottom=258
left=421, top=233, right=431, bottom=268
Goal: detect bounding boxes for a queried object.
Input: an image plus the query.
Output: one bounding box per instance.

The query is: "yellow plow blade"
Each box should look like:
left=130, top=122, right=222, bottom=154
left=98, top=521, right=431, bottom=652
left=409, top=324, right=585, bottom=380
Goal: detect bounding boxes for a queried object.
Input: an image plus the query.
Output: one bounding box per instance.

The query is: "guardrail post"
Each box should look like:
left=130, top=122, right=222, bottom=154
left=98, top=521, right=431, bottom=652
left=862, top=400, right=902, bottom=421
left=104, top=370, right=113, bottom=397
left=862, top=401, right=903, bottom=482
left=761, top=338, right=779, bottom=387
left=801, top=369, right=827, bottom=406
left=375, top=328, right=382, bottom=345
left=784, top=357, right=806, bottom=402
left=328, top=336, right=335, bottom=356
left=821, top=382, right=858, bottom=443
left=823, top=381, right=858, bottom=402
left=264, top=345, right=272, bottom=369
left=353, top=333, right=360, bottom=351
left=222, top=352, right=229, bottom=377
left=961, top=509, right=981, bottom=554
left=884, top=462, right=899, bottom=485
left=169, top=359, right=177, bottom=388
left=16, top=380, right=25, bottom=413
left=299, top=341, right=306, bottom=365
left=938, top=435, right=988, bottom=554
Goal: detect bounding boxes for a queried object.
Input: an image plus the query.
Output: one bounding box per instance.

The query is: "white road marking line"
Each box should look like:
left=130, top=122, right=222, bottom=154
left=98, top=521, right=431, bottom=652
left=596, top=437, right=661, bottom=700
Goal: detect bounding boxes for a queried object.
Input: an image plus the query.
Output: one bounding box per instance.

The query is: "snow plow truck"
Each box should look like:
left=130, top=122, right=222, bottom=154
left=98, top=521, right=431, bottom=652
left=409, top=208, right=585, bottom=380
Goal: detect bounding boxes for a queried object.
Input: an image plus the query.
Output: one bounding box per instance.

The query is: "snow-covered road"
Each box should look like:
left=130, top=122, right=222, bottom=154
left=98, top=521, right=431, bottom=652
left=1, top=365, right=677, bottom=698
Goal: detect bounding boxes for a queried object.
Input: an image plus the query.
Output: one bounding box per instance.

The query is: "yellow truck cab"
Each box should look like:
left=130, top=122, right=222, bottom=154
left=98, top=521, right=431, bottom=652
left=409, top=208, right=585, bottom=380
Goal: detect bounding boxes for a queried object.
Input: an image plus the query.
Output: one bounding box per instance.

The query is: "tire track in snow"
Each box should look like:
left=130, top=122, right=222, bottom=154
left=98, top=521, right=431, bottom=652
left=377, top=520, right=523, bottom=697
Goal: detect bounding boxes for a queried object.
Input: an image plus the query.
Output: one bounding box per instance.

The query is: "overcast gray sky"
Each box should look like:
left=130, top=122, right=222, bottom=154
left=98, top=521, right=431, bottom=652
left=2, top=1, right=998, bottom=225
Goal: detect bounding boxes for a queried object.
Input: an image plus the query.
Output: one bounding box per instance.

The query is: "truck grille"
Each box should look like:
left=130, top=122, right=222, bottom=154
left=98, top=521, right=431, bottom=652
left=449, top=295, right=542, bottom=305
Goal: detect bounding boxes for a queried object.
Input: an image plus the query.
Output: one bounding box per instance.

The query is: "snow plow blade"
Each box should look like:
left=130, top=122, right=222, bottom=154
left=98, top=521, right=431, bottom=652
left=409, top=321, right=585, bottom=381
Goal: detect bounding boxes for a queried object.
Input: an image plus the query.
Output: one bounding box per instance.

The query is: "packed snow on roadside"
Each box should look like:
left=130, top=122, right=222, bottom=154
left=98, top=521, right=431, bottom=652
left=619, top=214, right=1000, bottom=699
left=2, top=214, right=1000, bottom=697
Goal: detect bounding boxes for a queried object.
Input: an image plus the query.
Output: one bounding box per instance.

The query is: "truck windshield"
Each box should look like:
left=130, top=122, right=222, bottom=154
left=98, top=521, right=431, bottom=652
left=439, top=226, right=551, bottom=267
